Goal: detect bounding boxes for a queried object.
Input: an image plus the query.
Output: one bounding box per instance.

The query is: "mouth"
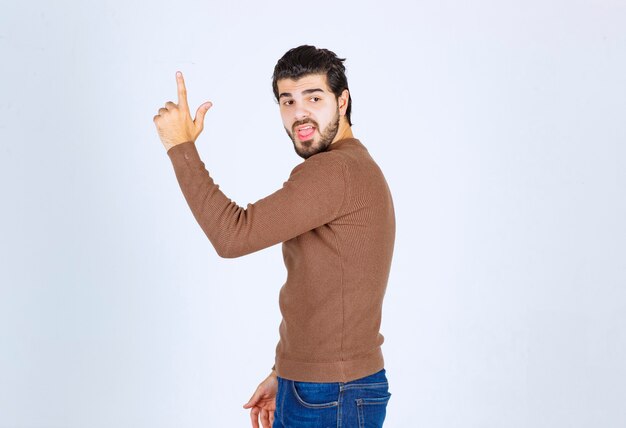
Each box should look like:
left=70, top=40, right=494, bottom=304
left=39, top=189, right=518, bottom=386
left=295, top=124, right=316, bottom=141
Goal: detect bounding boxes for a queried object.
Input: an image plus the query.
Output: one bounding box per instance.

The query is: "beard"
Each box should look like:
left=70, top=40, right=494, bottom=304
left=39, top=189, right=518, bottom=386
left=285, top=108, right=340, bottom=159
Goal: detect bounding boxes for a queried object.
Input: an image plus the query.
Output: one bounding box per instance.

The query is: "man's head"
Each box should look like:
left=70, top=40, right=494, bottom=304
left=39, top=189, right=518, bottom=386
left=272, top=45, right=352, bottom=159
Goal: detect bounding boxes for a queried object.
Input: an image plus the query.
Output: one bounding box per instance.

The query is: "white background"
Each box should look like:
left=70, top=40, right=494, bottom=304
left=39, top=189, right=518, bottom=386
left=1, top=0, right=625, bottom=427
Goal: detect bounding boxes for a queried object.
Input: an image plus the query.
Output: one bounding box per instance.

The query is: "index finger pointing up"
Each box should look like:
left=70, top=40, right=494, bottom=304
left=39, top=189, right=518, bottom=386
left=176, top=71, right=189, bottom=109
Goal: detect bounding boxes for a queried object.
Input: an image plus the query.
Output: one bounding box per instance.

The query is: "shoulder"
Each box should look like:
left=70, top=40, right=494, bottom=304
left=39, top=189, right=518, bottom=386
left=288, top=150, right=347, bottom=179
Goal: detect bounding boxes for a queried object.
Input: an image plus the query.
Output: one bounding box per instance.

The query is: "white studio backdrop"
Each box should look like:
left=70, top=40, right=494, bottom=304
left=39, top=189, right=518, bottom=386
left=1, top=0, right=625, bottom=427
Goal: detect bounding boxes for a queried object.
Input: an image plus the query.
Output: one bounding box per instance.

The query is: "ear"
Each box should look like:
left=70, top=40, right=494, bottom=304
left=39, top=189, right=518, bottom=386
left=338, top=89, right=350, bottom=116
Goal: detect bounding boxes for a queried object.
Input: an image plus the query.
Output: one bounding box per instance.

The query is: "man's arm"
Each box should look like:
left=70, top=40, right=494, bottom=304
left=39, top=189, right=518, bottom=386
left=154, top=71, right=346, bottom=258
left=167, top=141, right=345, bottom=258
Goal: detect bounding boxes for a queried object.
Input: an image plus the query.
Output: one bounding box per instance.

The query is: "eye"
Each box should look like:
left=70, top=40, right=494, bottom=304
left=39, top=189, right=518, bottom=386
left=310, top=96, right=321, bottom=102
left=283, top=100, right=294, bottom=106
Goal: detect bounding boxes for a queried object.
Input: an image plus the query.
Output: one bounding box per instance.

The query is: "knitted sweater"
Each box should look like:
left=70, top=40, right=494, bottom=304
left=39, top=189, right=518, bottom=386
left=167, top=138, right=395, bottom=382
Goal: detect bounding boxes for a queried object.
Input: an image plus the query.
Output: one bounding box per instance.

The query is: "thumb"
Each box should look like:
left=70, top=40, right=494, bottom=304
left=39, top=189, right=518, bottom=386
left=194, top=101, right=213, bottom=131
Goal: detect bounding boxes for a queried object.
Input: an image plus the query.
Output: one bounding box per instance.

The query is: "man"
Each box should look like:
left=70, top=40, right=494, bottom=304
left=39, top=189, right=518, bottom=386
left=153, top=45, right=395, bottom=427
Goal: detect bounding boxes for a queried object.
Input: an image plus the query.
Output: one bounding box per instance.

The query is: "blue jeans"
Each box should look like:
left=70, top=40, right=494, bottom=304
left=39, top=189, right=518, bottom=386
left=272, top=368, right=391, bottom=427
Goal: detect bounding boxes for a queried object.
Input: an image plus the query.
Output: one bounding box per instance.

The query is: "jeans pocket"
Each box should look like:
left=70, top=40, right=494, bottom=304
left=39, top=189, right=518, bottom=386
left=356, top=393, right=391, bottom=428
left=291, top=381, right=340, bottom=409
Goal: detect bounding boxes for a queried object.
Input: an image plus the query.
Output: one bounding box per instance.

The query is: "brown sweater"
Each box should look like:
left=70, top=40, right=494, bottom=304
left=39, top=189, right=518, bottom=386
left=167, top=138, right=395, bottom=382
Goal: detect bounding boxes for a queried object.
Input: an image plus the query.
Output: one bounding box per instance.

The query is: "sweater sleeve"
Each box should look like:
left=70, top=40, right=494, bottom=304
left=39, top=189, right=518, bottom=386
left=167, top=141, right=346, bottom=258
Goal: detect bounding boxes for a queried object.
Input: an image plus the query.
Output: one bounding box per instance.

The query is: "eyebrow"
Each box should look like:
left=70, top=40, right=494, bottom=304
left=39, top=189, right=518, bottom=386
left=278, top=88, right=326, bottom=99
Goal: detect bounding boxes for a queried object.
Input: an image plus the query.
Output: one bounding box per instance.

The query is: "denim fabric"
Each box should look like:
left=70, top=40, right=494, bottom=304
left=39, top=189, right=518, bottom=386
left=273, top=369, right=391, bottom=427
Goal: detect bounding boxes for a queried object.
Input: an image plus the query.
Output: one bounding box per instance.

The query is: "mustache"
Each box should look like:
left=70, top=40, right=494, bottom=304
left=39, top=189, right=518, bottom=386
left=292, top=119, right=319, bottom=133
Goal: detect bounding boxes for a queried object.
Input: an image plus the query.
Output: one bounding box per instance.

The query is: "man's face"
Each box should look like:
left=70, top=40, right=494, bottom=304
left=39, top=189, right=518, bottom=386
left=277, top=74, right=341, bottom=159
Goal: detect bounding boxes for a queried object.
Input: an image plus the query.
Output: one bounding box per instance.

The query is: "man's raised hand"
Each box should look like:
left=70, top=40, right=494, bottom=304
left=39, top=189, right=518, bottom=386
left=153, top=71, right=213, bottom=152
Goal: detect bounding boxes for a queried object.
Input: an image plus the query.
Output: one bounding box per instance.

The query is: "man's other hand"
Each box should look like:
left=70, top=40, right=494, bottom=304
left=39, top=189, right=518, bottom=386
left=243, top=371, right=278, bottom=428
left=153, top=71, right=213, bottom=152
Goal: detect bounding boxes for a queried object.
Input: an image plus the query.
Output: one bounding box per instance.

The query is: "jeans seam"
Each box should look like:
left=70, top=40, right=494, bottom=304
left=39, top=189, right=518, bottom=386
left=357, top=398, right=365, bottom=428
left=280, top=378, right=286, bottom=426
left=357, top=396, right=391, bottom=405
left=342, top=381, right=389, bottom=391
left=337, top=388, right=343, bottom=428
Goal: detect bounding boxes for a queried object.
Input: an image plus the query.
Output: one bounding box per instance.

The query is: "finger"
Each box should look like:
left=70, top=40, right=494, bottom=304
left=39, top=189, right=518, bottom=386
left=243, top=389, right=260, bottom=408
left=194, top=102, right=213, bottom=132
left=270, top=411, right=275, bottom=426
left=176, top=71, right=189, bottom=110
left=158, top=107, right=168, bottom=115
left=245, top=384, right=267, bottom=408
left=164, top=101, right=176, bottom=110
left=260, top=408, right=270, bottom=428
left=250, top=408, right=260, bottom=428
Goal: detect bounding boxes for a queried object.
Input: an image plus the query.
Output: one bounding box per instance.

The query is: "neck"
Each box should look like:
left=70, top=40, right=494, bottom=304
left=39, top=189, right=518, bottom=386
left=331, top=119, right=354, bottom=145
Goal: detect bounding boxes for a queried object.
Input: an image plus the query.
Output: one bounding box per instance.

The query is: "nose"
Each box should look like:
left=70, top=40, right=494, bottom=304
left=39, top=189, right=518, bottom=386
left=294, top=103, right=310, bottom=121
